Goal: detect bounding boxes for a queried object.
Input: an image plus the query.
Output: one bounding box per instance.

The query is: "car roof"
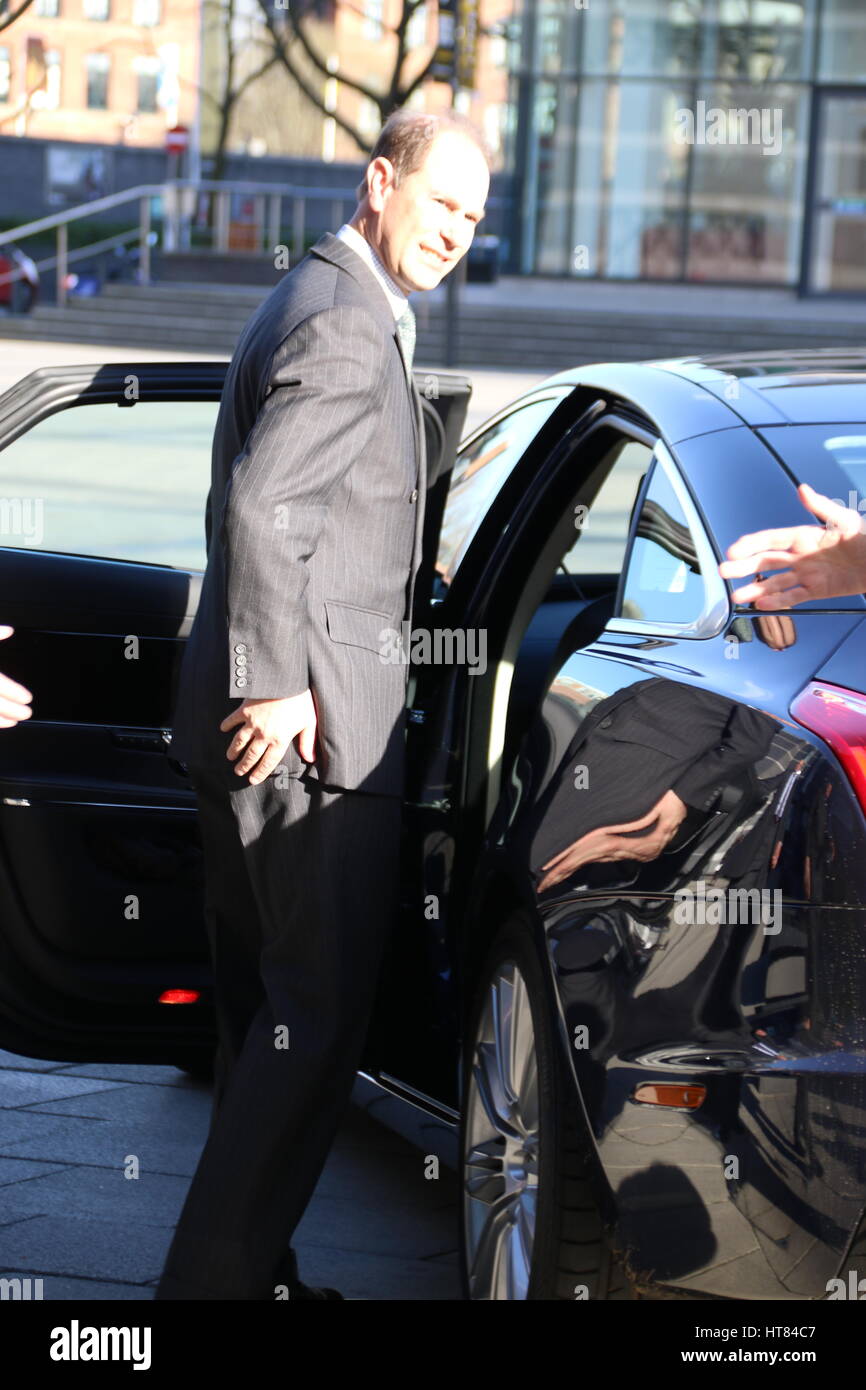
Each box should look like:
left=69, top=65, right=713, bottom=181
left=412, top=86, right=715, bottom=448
left=533, top=349, right=866, bottom=443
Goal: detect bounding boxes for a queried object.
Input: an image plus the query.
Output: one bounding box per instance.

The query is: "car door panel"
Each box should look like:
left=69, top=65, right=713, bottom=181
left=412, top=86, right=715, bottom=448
left=0, top=362, right=469, bottom=1067
left=0, top=365, right=222, bottom=1064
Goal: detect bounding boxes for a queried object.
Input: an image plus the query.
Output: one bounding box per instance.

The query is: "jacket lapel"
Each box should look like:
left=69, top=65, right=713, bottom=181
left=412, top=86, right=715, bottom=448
left=308, top=232, right=423, bottom=466
left=309, top=232, right=427, bottom=615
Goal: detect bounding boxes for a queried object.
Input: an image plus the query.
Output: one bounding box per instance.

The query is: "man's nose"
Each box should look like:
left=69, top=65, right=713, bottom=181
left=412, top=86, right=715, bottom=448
left=442, top=220, right=472, bottom=255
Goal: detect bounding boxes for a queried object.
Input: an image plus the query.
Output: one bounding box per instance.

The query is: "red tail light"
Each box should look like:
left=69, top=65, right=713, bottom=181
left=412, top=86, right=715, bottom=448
left=632, top=1083, right=706, bottom=1110
left=158, top=989, right=200, bottom=1004
left=790, top=681, right=866, bottom=811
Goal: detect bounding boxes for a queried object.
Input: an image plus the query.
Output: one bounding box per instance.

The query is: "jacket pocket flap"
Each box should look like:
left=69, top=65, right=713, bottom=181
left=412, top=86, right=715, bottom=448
left=324, top=599, right=392, bottom=654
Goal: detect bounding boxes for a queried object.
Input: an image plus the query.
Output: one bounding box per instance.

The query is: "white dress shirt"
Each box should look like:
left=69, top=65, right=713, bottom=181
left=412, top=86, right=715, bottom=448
left=335, top=222, right=408, bottom=322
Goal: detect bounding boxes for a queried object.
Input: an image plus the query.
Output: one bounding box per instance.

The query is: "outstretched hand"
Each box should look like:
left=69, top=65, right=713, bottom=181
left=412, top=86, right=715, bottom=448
left=718, top=483, right=866, bottom=608
left=0, top=626, right=33, bottom=728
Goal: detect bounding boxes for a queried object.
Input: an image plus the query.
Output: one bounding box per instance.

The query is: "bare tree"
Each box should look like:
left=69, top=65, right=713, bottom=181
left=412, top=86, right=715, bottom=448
left=202, top=0, right=280, bottom=179
left=0, top=0, right=35, bottom=34
left=256, top=0, right=442, bottom=155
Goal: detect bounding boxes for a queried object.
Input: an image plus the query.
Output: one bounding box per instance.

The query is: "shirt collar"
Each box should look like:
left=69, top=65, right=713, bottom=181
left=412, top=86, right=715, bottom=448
left=335, top=222, right=408, bottom=321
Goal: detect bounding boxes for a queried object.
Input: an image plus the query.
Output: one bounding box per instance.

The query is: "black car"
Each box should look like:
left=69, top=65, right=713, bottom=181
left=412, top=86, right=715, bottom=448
left=0, top=349, right=865, bottom=1302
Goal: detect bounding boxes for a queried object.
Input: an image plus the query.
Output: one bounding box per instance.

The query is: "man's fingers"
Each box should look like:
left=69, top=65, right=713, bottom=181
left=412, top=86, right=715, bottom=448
left=232, top=738, right=270, bottom=775
left=226, top=724, right=257, bottom=760
left=248, top=746, right=287, bottom=785
left=730, top=579, right=810, bottom=608
left=220, top=708, right=247, bottom=732
left=605, top=808, right=659, bottom=835
left=719, top=548, right=804, bottom=580
left=296, top=720, right=317, bottom=763
left=539, top=846, right=568, bottom=872
left=728, top=570, right=801, bottom=604
left=751, top=584, right=812, bottom=610
left=0, top=696, right=32, bottom=721
left=0, top=672, right=32, bottom=704
left=723, top=527, right=799, bottom=562
left=796, top=482, right=858, bottom=532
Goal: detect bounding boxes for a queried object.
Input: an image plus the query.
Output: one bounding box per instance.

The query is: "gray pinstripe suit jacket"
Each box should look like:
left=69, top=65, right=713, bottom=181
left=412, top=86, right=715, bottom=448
left=169, top=231, right=427, bottom=796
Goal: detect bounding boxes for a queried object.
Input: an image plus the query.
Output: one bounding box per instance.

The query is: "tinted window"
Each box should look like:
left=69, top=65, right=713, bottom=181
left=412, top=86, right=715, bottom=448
left=619, top=458, right=707, bottom=625
left=760, top=423, right=866, bottom=513
left=0, top=401, right=217, bottom=568
left=436, top=392, right=568, bottom=585
left=561, top=437, right=653, bottom=576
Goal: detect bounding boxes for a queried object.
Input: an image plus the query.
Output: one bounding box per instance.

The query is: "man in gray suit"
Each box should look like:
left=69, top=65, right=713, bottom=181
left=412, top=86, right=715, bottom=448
left=156, top=109, right=490, bottom=1300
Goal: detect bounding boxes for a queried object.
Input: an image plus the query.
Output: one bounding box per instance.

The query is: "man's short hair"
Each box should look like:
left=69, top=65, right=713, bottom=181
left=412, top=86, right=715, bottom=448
left=354, top=108, right=492, bottom=201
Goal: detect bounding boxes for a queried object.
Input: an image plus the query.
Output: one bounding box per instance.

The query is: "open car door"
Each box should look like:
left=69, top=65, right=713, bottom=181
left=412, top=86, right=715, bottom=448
left=0, top=360, right=471, bottom=1074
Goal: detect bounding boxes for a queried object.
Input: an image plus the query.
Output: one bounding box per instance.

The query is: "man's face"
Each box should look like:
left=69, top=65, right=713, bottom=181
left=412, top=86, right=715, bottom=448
left=368, top=132, right=490, bottom=294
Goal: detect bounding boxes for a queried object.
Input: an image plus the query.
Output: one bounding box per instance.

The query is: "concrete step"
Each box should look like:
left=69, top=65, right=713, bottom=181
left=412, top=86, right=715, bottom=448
left=3, top=281, right=864, bottom=368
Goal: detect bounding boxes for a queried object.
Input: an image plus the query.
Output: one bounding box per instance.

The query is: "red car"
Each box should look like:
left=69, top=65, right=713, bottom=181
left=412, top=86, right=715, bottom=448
left=0, top=243, right=39, bottom=313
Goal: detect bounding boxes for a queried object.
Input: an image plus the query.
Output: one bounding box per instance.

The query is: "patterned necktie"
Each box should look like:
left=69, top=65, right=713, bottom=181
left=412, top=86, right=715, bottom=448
left=396, top=303, right=416, bottom=372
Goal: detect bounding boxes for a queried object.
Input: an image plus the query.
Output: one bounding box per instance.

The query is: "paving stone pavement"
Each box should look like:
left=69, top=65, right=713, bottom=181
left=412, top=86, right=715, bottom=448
left=0, top=1048, right=462, bottom=1300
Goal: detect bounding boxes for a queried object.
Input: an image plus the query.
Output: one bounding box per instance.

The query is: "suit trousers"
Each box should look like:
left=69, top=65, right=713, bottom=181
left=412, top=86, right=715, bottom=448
left=154, top=759, right=402, bottom=1299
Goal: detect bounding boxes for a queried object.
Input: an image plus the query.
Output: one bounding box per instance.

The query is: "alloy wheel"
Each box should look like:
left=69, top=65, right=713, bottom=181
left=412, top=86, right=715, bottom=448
left=462, top=959, right=541, bottom=1299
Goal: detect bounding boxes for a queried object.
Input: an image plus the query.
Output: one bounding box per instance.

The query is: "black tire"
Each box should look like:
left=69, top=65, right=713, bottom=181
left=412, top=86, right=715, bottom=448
left=9, top=278, right=33, bottom=315
left=458, top=911, right=631, bottom=1300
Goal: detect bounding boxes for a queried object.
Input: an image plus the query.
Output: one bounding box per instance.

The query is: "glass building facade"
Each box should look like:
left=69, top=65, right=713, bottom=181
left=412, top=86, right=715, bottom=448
left=505, top=0, right=866, bottom=290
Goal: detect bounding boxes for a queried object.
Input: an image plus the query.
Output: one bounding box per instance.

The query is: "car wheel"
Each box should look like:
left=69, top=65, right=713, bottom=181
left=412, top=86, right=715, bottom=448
left=9, top=279, right=33, bottom=315
left=459, top=913, right=629, bottom=1300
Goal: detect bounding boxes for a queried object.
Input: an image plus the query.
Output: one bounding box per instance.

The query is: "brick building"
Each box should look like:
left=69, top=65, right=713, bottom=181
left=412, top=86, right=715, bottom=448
left=0, top=0, right=199, bottom=146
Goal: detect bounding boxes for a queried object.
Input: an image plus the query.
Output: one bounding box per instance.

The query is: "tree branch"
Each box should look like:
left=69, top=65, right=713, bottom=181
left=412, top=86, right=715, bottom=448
left=259, top=0, right=384, bottom=106
left=264, top=22, right=372, bottom=154
left=0, top=0, right=35, bottom=32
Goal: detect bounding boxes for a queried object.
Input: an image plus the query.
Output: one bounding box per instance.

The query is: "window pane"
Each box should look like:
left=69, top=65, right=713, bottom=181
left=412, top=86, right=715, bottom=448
left=619, top=458, right=707, bottom=625
left=700, top=0, right=816, bottom=82
left=580, top=0, right=816, bottom=80
left=0, top=46, right=12, bottom=103
left=582, top=0, right=701, bottom=77
left=134, top=55, right=160, bottom=112
left=567, top=79, right=691, bottom=279
left=361, top=0, right=382, bottom=38
left=819, top=0, right=866, bottom=80
left=561, top=437, right=653, bottom=576
left=30, top=47, right=60, bottom=109
left=684, top=84, right=810, bottom=282
left=534, top=79, right=578, bottom=275
left=132, top=0, right=160, bottom=25
left=86, top=52, right=109, bottom=108
left=436, top=393, right=568, bottom=585
left=0, top=402, right=217, bottom=568
left=759, top=424, right=866, bottom=509
left=810, top=97, right=866, bottom=293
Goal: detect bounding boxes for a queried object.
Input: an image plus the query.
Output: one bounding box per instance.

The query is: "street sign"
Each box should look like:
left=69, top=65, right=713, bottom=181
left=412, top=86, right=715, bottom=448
left=165, top=125, right=189, bottom=156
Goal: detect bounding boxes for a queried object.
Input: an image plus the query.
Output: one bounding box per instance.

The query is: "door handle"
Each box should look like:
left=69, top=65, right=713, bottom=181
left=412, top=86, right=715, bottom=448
left=111, top=728, right=173, bottom=753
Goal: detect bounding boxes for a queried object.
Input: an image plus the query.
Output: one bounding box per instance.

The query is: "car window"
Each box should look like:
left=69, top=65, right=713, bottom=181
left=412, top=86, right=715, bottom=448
left=618, top=456, right=709, bottom=626
left=758, top=424, right=866, bottom=508
left=560, top=437, right=654, bottom=576
left=0, top=400, right=217, bottom=569
left=436, top=392, right=569, bottom=586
